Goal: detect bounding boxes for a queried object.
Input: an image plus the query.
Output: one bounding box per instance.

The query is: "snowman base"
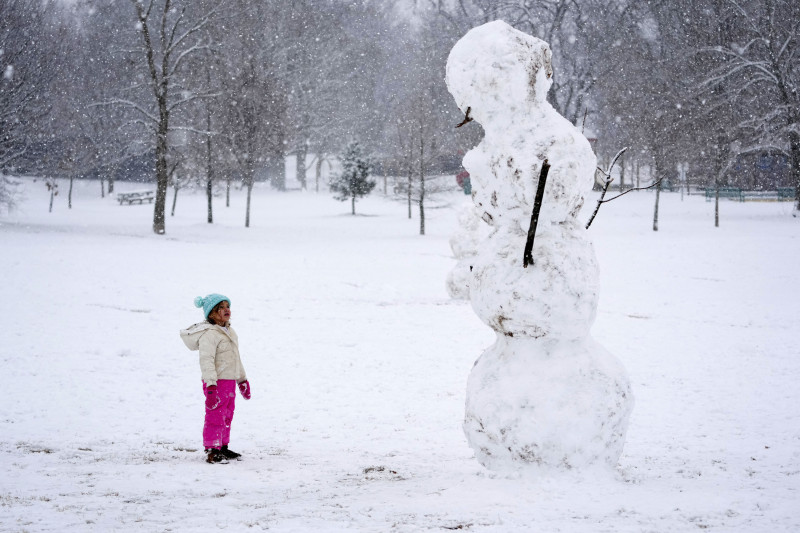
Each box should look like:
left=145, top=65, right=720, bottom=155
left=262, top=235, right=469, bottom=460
left=464, top=335, right=633, bottom=471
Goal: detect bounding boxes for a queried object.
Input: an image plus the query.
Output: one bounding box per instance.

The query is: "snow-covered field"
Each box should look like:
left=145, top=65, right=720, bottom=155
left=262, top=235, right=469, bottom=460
left=1, top=178, right=798, bottom=532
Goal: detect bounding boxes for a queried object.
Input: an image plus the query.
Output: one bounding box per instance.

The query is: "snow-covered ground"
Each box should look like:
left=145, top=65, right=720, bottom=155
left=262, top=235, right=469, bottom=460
left=1, top=178, right=798, bottom=532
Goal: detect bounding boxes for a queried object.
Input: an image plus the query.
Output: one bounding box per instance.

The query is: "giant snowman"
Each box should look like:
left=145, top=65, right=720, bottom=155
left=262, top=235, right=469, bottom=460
left=446, top=21, right=634, bottom=471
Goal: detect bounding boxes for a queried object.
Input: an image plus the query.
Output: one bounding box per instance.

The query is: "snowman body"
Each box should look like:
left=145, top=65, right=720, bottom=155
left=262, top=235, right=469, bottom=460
left=446, top=20, right=633, bottom=471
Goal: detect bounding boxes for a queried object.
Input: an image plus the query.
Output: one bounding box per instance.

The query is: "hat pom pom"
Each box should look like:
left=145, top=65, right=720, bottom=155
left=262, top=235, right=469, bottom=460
left=193, top=296, right=205, bottom=308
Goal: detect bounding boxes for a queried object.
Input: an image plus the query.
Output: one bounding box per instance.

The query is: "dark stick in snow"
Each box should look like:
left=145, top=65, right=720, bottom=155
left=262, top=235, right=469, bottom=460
left=523, top=159, right=550, bottom=268
left=455, top=107, right=473, bottom=128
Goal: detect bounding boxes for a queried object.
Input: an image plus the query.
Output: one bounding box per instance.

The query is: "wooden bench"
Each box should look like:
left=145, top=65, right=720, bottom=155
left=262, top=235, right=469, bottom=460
left=777, top=187, right=796, bottom=200
left=117, top=190, right=155, bottom=205
left=705, top=187, right=743, bottom=202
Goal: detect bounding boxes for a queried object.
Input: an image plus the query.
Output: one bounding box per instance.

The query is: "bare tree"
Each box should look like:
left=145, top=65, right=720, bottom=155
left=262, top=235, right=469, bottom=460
left=426, top=0, right=633, bottom=124
left=593, top=0, right=709, bottom=231
left=222, top=57, right=286, bottom=228
left=42, top=5, right=130, bottom=207
left=116, top=0, right=221, bottom=234
left=280, top=0, right=386, bottom=189
left=378, top=18, right=461, bottom=235
left=392, top=116, right=418, bottom=220
left=702, top=0, right=800, bottom=210
left=391, top=102, right=454, bottom=235
left=0, top=0, right=57, bottom=207
left=213, top=0, right=288, bottom=226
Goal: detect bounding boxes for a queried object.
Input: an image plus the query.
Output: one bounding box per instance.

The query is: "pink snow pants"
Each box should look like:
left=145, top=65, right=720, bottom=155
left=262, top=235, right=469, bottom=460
left=202, top=379, right=236, bottom=449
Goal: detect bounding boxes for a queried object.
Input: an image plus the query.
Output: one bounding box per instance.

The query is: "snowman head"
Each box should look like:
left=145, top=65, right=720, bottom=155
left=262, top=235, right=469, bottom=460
left=446, top=20, right=553, bottom=125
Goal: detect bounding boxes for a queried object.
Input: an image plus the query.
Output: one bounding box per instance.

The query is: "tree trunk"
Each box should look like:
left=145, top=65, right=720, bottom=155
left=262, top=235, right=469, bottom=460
left=245, top=163, right=254, bottom=227
left=206, top=107, right=213, bottom=223
left=245, top=181, right=253, bottom=227
left=206, top=175, right=213, bottom=223
left=153, top=115, right=169, bottom=234
left=68, top=175, right=74, bottom=209
left=619, top=154, right=625, bottom=191
left=351, top=194, right=355, bottom=215
left=269, top=156, right=286, bottom=191
left=714, top=134, right=729, bottom=226
left=419, top=137, right=425, bottom=236
left=419, top=187, right=425, bottom=235
left=407, top=169, right=413, bottom=220
left=226, top=176, right=230, bottom=207
left=49, top=189, right=55, bottom=213
left=100, top=176, right=105, bottom=198
left=635, top=160, right=640, bottom=189
left=653, top=179, right=661, bottom=232
left=107, top=161, right=117, bottom=195
left=790, top=130, right=800, bottom=212
left=296, top=145, right=307, bottom=190
left=316, top=156, right=323, bottom=193
left=686, top=167, right=690, bottom=194
left=171, top=183, right=179, bottom=216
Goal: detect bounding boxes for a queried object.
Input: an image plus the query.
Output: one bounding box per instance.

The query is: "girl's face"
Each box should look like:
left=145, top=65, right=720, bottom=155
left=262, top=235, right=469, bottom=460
left=210, top=301, right=231, bottom=325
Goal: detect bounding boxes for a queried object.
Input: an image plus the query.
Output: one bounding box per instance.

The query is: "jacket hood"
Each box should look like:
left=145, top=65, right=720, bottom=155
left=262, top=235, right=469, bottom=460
left=180, top=322, right=215, bottom=351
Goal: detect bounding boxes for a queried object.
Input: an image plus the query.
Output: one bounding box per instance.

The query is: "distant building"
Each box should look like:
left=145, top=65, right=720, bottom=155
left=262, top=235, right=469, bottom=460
left=728, top=150, right=791, bottom=190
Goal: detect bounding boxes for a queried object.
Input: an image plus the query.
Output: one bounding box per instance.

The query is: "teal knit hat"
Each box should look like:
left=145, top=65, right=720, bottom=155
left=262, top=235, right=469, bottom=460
left=194, top=293, right=231, bottom=319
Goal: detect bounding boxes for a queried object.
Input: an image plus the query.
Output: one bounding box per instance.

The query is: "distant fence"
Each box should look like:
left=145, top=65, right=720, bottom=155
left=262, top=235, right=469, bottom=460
left=701, top=187, right=796, bottom=202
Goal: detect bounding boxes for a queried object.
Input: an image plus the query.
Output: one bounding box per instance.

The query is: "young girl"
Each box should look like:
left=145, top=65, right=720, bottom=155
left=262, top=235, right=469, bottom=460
left=180, top=293, right=251, bottom=464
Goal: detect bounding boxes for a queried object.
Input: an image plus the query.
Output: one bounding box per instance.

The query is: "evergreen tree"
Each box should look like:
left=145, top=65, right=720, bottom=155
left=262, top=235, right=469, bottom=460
left=330, top=141, right=375, bottom=215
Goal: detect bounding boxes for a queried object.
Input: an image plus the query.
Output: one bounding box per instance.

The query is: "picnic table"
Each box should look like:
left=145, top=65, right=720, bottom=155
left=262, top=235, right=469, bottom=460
left=117, top=190, right=155, bottom=205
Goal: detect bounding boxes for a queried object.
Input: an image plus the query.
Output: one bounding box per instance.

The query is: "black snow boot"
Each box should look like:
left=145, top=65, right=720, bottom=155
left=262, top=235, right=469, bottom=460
left=220, top=445, right=241, bottom=460
left=205, top=448, right=229, bottom=464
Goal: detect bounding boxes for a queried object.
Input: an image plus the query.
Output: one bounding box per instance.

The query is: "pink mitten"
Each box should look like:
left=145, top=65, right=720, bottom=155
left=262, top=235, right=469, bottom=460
left=205, top=385, right=220, bottom=410
left=238, top=380, right=251, bottom=400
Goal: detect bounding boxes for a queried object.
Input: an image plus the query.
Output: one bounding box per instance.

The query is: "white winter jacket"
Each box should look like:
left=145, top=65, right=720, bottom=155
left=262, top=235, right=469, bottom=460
left=180, top=322, right=247, bottom=387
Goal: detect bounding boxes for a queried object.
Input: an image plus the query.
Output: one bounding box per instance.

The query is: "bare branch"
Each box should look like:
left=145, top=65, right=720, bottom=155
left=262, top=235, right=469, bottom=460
left=124, top=118, right=158, bottom=134
left=166, top=3, right=187, bottom=54
left=600, top=147, right=628, bottom=180
left=140, top=0, right=155, bottom=19
left=167, top=2, right=222, bottom=56
left=168, top=41, right=212, bottom=78
left=167, top=90, right=222, bottom=113
left=89, top=98, right=158, bottom=124
left=600, top=178, right=664, bottom=204
left=160, top=0, right=171, bottom=53
left=170, top=125, right=218, bottom=136
left=584, top=147, right=627, bottom=230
